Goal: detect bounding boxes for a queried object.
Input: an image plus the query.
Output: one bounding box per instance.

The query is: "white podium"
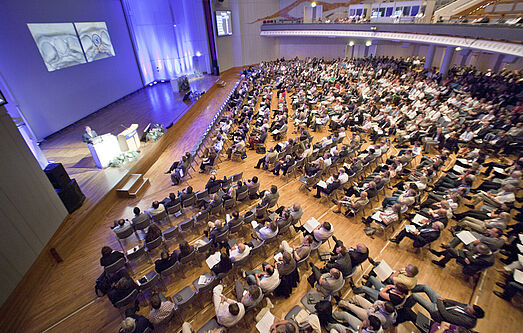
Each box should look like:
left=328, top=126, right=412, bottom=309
left=88, top=134, right=122, bottom=169
left=117, top=124, right=140, bottom=152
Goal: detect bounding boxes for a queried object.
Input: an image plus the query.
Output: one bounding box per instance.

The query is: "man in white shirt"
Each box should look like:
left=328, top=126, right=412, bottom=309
left=146, top=201, right=166, bottom=218
left=245, top=263, right=280, bottom=293
left=338, top=168, right=349, bottom=184
left=229, top=243, right=251, bottom=262
left=213, top=284, right=245, bottom=327
left=459, top=127, right=475, bottom=142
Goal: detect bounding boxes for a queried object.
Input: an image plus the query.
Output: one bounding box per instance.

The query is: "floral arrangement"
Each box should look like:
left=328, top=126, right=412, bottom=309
left=146, top=124, right=166, bottom=142
left=109, top=151, right=139, bottom=167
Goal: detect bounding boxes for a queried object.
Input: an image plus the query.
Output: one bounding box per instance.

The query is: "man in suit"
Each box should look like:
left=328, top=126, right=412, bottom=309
left=82, top=126, right=98, bottom=143
left=314, top=173, right=341, bottom=198
left=261, top=185, right=279, bottom=207
left=430, top=243, right=494, bottom=275
left=322, top=245, right=352, bottom=277
left=390, top=222, right=444, bottom=248
left=409, top=284, right=484, bottom=329
left=131, top=207, right=150, bottom=228
left=423, top=127, right=445, bottom=152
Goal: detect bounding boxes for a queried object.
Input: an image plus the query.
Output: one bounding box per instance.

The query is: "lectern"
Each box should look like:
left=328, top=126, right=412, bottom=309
left=117, top=124, right=140, bottom=152
left=88, top=134, right=121, bottom=169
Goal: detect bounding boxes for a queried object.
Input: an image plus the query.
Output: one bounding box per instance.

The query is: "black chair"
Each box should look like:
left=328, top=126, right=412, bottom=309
left=159, top=264, right=177, bottom=284
left=104, top=257, right=127, bottom=275
left=114, top=289, right=139, bottom=318
left=197, top=317, right=223, bottom=333
left=139, top=270, right=161, bottom=296
left=236, top=189, right=249, bottom=201
left=173, top=286, right=196, bottom=320
left=179, top=249, right=199, bottom=277
left=231, top=172, right=243, bottom=182
left=178, top=218, right=194, bottom=236
left=145, top=236, right=164, bottom=259
left=115, top=227, right=135, bottom=252
left=192, top=272, right=219, bottom=307
left=182, top=195, right=196, bottom=210
left=167, top=203, right=182, bottom=218
left=223, top=198, right=236, bottom=211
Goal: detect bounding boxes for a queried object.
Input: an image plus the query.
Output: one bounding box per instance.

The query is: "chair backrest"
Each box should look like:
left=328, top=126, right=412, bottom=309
left=179, top=249, right=196, bottom=265
left=196, top=211, right=209, bottom=224
left=139, top=271, right=159, bottom=292
left=223, top=198, right=235, bottom=210
left=208, top=183, right=221, bottom=194
left=104, top=257, right=127, bottom=274
left=196, top=190, right=209, bottom=201
left=232, top=172, right=243, bottom=182
left=243, top=211, right=255, bottom=224
left=236, top=189, right=248, bottom=201
left=167, top=203, right=181, bottom=215
left=233, top=253, right=250, bottom=268
left=152, top=210, right=168, bottom=223
left=178, top=218, right=194, bottom=232
left=248, top=183, right=260, bottom=196
left=267, top=197, right=278, bottom=209
left=197, top=239, right=212, bottom=254
left=116, top=227, right=135, bottom=239
left=163, top=226, right=179, bottom=240
left=214, top=230, right=229, bottom=243
left=132, top=217, right=151, bottom=231
left=160, top=263, right=178, bottom=277
left=146, top=236, right=163, bottom=251
left=182, top=195, right=196, bottom=208
left=229, top=220, right=244, bottom=234
left=115, top=289, right=139, bottom=308
left=173, top=286, right=196, bottom=306
left=127, top=246, right=146, bottom=262
left=256, top=204, right=268, bottom=218
left=210, top=204, right=222, bottom=216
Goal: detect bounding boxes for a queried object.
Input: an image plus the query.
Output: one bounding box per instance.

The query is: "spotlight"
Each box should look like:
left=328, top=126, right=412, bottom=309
left=370, top=26, right=377, bottom=31
left=196, top=51, right=202, bottom=57
left=311, top=2, right=317, bottom=7
left=365, top=40, right=372, bottom=46
left=161, top=80, right=166, bottom=83
left=153, top=81, right=158, bottom=85
left=455, top=47, right=462, bottom=51
left=149, top=83, right=153, bottom=86
left=349, top=41, right=355, bottom=46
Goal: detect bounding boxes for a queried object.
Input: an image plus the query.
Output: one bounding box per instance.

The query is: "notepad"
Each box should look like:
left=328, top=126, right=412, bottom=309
left=517, top=244, right=523, bottom=253
left=226, top=214, right=231, bottom=223
left=371, top=211, right=382, bottom=222
left=256, top=310, right=275, bottom=333
left=316, top=180, right=327, bottom=189
left=205, top=252, right=221, bottom=269
left=412, top=214, right=427, bottom=226
left=493, top=167, right=505, bottom=174
left=456, top=231, right=477, bottom=245
left=198, top=274, right=211, bottom=285
left=303, top=217, right=320, bottom=233
left=274, top=252, right=283, bottom=262
left=518, top=254, right=523, bottom=265
left=375, top=260, right=394, bottom=281
left=405, top=225, right=417, bottom=233
left=453, top=165, right=466, bottom=174
left=251, top=221, right=259, bottom=229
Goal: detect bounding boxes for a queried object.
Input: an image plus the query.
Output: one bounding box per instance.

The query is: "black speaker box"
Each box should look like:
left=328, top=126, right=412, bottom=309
left=56, top=179, right=85, bottom=214
left=44, top=163, right=71, bottom=189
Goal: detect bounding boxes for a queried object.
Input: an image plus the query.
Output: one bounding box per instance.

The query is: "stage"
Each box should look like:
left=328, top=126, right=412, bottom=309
left=39, top=75, right=219, bottom=200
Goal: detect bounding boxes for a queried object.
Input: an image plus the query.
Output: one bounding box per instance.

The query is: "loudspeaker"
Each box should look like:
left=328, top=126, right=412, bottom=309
left=56, top=179, right=85, bottom=214
left=44, top=163, right=71, bottom=189
left=212, top=60, right=220, bottom=76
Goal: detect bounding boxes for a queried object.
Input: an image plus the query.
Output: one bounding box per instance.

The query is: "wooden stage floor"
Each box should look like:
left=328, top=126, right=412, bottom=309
left=40, top=75, right=219, bottom=200
left=0, top=72, right=521, bottom=333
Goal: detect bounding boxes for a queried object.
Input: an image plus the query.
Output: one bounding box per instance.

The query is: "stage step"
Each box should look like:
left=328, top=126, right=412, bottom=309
left=117, top=174, right=150, bottom=198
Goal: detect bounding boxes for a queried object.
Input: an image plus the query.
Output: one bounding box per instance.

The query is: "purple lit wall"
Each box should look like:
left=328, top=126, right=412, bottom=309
left=122, top=0, right=211, bottom=83
left=0, top=0, right=143, bottom=140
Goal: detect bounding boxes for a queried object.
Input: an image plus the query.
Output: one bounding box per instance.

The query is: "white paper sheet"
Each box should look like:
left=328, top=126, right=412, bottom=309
left=412, top=214, right=427, bottom=226
left=251, top=221, right=259, bottom=229
left=316, top=180, right=327, bottom=189
left=456, top=231, right=477, bottom=245
left=256, top=310, right=275, bottom=333
left=371, top=211, right=382, bottom=222
left=405, top=225, right=417, bottom=233
left=303, top=217, right=320, bottom=233
left=493, top=167, right=505, bottom=174
left=517, top=244, right=523, bottom=253
left=375, top=260, right=394, bottom=281
left=198, top=274, right=210, bottom=285
left=205, top=252, right=221, bottom=269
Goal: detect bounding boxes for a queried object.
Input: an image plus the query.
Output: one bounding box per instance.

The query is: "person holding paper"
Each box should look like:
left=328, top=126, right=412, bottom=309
left=229, top=242, right=251, bottom=262
left=294, top=221, right=334, bottom=243
left=493, top=271, right=523, bottom=301
left=279, top=236, right=312, bottom=262
left=472, top=170, right=521, bottom=192
left=362, top=203, right=402, bottom=229
left=407, top=284, right=484, bottom=329
left=211, top=252, right=233, bottom=277
left=213, top=284, right=245, bottom=327
left=313, top=173, right=341, bottom=198
left=233, top=282, right=263, bottom=308
left=389, top=221, right=444, bottom=248
left=430, top=243, right=494, bottom=276
left=308, top=264, right=344, bottom=297
left=253, top=221, right=278, bottom=241
left=321, top=245, right=353, bottom=277
left=466, top=184, right=516, bottom=209
left=337, top=298, right=397, bottom=330
left=333, top=191, right=369, bottom=217
left=365, top=263, right=419, bottom=291
left=442, top=228, right=505, bottom=252
left=456, top=211, right=511, bottom=233
left=352, top=279, right=410, bottom=308
left=244, top=263, right=280, bottom=293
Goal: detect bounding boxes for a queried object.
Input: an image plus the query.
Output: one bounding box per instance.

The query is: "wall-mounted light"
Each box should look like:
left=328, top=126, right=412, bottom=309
left=455, top=47, right=462, bottom=51
left=196, top=51, right=202, bottom=57
left=349, top=41, right=355, bottom=46
left=311, top=2, right=317, bottom=8
left=365, top=40, right=372, bottom=47
left=370, top=26, right=377, bottom=31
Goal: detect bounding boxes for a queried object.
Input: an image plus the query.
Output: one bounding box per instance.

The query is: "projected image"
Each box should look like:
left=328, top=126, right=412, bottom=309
left=27, top=23, right=86, bottom=72
left=75, top=22, right=115, bottom=62
left=216, top=11, right=233, bottom=36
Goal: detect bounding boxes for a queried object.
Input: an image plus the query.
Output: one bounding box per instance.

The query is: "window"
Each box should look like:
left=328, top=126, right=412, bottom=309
left=349, top=9, right=356, bottom=16
left=403, top=6, right=411, bottom=16
left=411, top=5, right=420, bottom=16
left=385, top=7, right=393, bottom=17
left=356, top=9, right=363, bottom=16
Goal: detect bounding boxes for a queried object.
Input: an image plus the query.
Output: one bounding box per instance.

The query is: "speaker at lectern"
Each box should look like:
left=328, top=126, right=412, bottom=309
left=88, top=134, right=121, bottom=169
